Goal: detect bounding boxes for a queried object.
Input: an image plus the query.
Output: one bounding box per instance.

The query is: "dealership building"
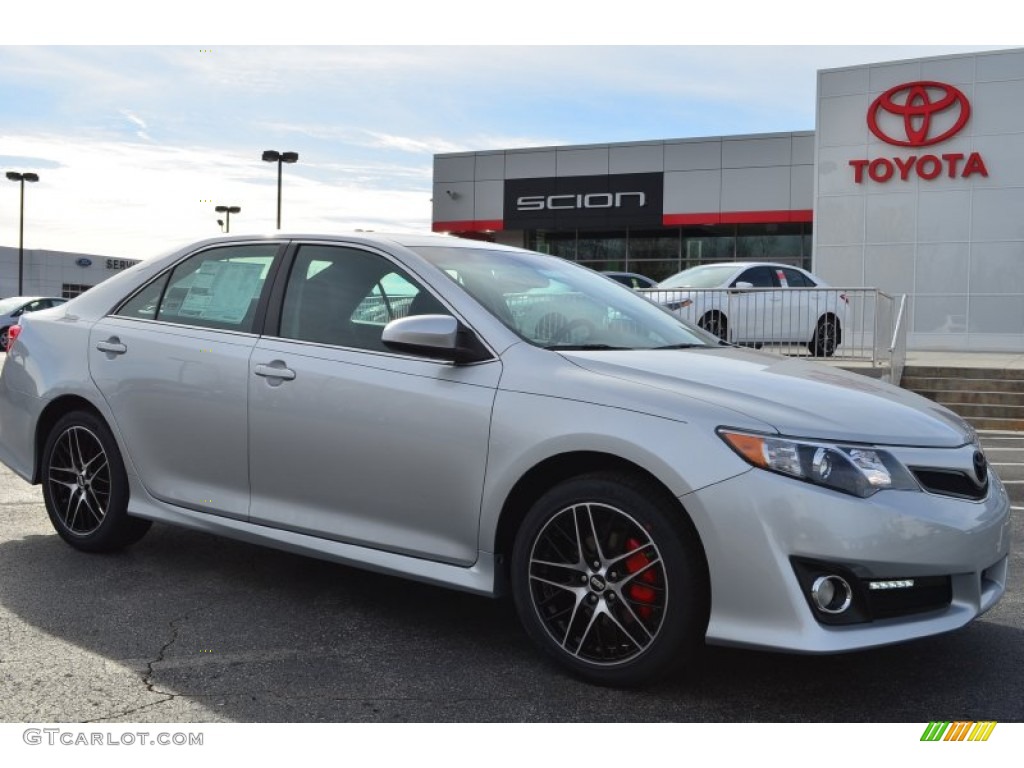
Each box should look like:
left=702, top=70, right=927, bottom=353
left=432, top=47, right=1024, bottom=352
left=0, top=246, right=139, bottom=300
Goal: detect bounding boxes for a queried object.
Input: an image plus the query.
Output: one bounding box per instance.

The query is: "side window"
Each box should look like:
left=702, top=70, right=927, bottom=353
left=734, top=266, right=777, bottom=288
left=782, top=268, right=813, bottom=288
left=279, top=244, right=449, bottom=352
left=118, top=274, right=169, bottom=320
left=115, top=244, right=278, bottom=333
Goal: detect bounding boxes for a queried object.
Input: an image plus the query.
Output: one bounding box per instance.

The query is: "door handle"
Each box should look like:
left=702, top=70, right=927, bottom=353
left=254, top=363, right=296, bottom=381
left=96, top=339, right=127, bottom=355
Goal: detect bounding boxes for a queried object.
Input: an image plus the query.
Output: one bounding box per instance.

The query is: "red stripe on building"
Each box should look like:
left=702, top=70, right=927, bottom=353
left=432, top=220, right=505, bottom=233
left=663, top=210, right=813, bottom=226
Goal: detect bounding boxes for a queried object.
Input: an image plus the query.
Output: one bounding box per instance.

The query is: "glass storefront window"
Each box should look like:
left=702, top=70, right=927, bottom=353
left=735, top=223, right=806, bottom=265
left=530, top=231, right=577, bottom=260
left=523, top=223, right=811, bottom=278
left=577, top=232, right=627, bottom=266
left=682, top=231, right=735, bottom=266
left=627, top=230, right=680, bottom=263
left=626, top=260, right=686, bottom=282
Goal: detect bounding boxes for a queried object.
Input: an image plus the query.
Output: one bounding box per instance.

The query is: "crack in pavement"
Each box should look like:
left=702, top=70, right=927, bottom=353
left=83, top=613, right=188, bottom=723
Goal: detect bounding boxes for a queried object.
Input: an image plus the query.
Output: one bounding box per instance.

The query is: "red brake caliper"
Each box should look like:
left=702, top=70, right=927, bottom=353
left=623, top=537, right=658, bottom=620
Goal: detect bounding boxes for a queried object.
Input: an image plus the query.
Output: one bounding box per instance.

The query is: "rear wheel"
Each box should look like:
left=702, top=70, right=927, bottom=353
left=42, top=410, right=150, bottom=552
left=511, top=472, right=709, bottom=686
left=808, top=315, right=840, bottom=357
left=0, top=326, right=10, bottom=352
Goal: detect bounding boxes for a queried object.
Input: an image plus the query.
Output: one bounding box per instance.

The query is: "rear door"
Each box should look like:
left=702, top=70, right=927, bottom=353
left=89, top=241, right=284, bottom=521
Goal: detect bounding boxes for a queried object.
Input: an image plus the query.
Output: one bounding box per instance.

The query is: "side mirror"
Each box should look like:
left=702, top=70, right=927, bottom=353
left=382, top=314, right=489, bottom=364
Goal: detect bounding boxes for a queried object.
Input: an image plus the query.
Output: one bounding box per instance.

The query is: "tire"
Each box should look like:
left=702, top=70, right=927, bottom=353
left=510, top=472, right=709, bottom=687
left=808, top=315, right=840, bottom=357
left=0, top=326, right=9, bottom=352
left=697, top=311, right=727, bottom=341
left=41, top=410, right=151, bottom=552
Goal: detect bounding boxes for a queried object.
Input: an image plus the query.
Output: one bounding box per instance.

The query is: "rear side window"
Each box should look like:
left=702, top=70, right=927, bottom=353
left=116, top=244, right=278, bottom=333
left=781, top=268, right=815, bottom=288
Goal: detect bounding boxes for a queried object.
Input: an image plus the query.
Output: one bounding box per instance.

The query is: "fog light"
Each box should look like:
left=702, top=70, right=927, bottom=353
left=811, top=575, right=853, bottom=614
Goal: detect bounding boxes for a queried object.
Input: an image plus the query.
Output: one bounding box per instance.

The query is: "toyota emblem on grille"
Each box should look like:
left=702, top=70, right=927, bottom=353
left=867, top=81, right=971, bottom=148
left=973, top=450, right=988, bottom=484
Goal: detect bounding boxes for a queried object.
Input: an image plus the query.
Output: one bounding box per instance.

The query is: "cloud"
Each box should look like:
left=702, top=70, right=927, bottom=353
left=0, top=133, right=432, bottom=258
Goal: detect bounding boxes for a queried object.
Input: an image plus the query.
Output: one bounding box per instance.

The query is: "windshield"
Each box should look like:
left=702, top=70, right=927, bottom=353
left=657, top=264, right=739, bottom=289
left=409, top=245, right=711, bottom=350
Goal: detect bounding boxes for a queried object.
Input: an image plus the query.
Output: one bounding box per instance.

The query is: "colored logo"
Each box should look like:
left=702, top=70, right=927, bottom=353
left=921, top=721, right=997, bottom=742
left=75, top=258, right=92, bottom=268
left=868, top=81, right=971, bottom=147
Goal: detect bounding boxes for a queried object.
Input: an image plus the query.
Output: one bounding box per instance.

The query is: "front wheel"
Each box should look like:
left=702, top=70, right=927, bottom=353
left=510, top=473, right=709, bottom=686
left=41, top=410, right=151, bottom=552
left=697, top=311, right=728, bottom=341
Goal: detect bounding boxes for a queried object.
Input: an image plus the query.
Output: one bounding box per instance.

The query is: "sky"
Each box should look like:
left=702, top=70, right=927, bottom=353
left=0, top=4, right=1013, bottom=259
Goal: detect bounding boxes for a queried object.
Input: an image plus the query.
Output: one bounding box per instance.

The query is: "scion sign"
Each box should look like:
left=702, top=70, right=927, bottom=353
left=504, top=172, right=663, bottom=230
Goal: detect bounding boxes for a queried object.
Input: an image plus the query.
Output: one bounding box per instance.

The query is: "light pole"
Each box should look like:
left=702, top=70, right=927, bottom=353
left=214, top=205, right=240, bottom=233
left=261, top=150, right=298, bottom=229
left=5, top=171, right=39, bottom=296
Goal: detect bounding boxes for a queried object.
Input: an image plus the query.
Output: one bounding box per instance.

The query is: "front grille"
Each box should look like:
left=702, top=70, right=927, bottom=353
left=911, top=468, right=988, bottom=500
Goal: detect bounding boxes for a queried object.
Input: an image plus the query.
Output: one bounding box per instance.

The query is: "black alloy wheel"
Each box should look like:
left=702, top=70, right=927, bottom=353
left=511, top=472, right=709, bottom=686
left=42, top=410, right=151, bottom=552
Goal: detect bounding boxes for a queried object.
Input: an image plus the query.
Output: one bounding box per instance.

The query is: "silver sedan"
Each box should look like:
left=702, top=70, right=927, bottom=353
left=0, top=233, right=1010, bottom=686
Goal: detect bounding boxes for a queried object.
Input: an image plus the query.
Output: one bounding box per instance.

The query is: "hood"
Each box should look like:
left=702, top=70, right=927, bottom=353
left=560, top=347, right=973, bottom=448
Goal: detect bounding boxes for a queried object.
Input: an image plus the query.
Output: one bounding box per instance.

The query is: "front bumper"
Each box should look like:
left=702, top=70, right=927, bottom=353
left=684, top=462, right=1011, bottom=653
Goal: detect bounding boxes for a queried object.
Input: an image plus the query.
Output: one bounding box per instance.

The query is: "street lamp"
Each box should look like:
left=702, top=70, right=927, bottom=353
left=6, top=171, right=40, bottom=296
left=261, top=150, right=299, bottom=229
left=214, top=205, right=241, bottom=233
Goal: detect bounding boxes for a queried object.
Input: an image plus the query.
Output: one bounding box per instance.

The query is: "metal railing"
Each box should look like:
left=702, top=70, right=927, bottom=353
left=886, top=293, right=909, bottom=385
left=641, top=286, right=908, bottom=376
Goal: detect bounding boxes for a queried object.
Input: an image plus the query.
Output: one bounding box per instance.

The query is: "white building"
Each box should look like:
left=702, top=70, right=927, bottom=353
left=0, top=246, right=139, bottom=299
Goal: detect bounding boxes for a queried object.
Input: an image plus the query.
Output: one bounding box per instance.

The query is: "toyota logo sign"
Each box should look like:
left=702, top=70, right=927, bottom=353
left=849, top=80, right=987, bottom=184
left=867, top=81, right=971, bottom=148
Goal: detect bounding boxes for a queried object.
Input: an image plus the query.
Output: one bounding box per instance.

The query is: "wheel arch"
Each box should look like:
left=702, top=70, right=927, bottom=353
left=493, top=450, right=709, bottom=577
left=32, top=395, right=109, bottom=484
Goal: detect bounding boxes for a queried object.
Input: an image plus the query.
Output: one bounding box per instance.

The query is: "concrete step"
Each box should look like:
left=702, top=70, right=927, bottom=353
left=913, top=389, right=1024, bottom=407
left=1001, top=480, right=1024, bottom=504
left=992, top=463, right=1024, bottom=482
left=902, top=376, right=1024, bottom=393
left=967, top=415, right=1024, bottom=431
left=942, top=403, right=1024, bottom=419
left=901, top=365, right=1024, bottom=426
left=902, top=366, right=1024, bottom=381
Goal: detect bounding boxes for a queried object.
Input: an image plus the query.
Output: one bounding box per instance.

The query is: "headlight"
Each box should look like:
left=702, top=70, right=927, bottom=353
left=718, top=429, right=918, bottom=498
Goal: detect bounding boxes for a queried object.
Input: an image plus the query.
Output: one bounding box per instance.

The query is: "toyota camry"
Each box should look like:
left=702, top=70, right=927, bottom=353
left=0, top=233, right=1010, bottom=686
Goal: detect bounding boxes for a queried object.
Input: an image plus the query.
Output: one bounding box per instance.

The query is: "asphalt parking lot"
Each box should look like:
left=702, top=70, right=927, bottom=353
left=1, top=440, right=1021, bottom=723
